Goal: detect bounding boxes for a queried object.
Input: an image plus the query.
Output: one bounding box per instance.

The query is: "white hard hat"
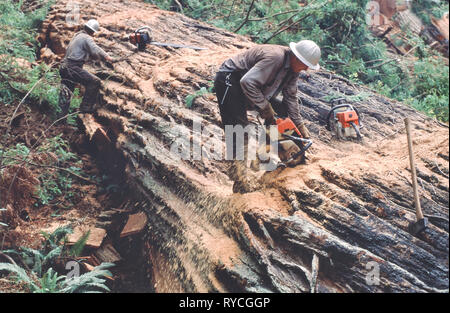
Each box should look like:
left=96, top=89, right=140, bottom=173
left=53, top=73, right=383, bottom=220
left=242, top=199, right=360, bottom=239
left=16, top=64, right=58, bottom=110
left=289, top=40, right=321, bottom=70
left=85, top=19, right=100, bottom=33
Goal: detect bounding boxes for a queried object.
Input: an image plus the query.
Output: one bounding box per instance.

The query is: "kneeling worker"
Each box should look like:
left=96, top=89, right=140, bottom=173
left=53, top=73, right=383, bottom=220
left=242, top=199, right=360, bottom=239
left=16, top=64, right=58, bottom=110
left=214, top=40, right=321, bottom=193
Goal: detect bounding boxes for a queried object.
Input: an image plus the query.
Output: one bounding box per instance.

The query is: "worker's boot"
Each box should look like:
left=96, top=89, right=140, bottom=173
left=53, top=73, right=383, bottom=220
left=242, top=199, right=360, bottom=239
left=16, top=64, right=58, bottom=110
left=80, top=78, right=101, bottom=113
left=297, top=122, right=311, bottom=139
left=57, top=84, right=73, bottom=122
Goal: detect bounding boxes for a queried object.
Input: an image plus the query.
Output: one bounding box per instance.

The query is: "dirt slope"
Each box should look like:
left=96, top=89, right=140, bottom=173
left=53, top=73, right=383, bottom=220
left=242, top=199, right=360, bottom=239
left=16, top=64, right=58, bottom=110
left=37, top=0, right=449, bottom=292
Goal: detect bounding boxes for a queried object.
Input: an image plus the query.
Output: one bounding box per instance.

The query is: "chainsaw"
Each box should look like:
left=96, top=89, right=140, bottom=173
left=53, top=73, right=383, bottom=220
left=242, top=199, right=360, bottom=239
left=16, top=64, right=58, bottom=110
left=326, top=104, right=362, bottom=140
left=276, top=117, right=313, bottom=166
left=127, top=26, right=207, bottom=51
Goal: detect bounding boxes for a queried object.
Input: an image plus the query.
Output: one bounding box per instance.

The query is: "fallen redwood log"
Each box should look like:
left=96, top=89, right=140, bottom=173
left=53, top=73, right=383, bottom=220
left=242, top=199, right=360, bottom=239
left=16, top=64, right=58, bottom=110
left=38, top=0, right=449, bottom=292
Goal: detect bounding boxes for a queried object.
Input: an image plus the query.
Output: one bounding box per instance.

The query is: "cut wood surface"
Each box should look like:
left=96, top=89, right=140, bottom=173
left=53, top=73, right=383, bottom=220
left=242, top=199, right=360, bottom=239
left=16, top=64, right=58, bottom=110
left=94, top=243, right=122, bottom=263
left=67, top=226, right=107, bottom=249
left=120, top=212, right=148, bottom=237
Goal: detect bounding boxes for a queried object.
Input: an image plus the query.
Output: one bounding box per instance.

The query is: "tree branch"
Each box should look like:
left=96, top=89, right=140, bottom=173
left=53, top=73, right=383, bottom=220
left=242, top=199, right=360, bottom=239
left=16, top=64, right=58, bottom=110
left=234, top=0, right=257, bottom=33
left=263, top=13, right=311, bottom=44
left=248, top=9, right=301, bottom=22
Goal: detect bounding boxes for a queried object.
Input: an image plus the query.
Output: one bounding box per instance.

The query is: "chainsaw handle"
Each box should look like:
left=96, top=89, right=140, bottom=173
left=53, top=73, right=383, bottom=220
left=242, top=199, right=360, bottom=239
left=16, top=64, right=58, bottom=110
left=302, top=138, right=313, bottom=152
left=281, top=134, right=313, bottom=152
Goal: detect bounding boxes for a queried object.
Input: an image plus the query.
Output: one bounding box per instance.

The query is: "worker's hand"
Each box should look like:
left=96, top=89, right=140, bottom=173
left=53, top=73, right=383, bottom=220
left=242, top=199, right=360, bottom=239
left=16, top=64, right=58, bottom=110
left=260, top=103, right=276, bottom=126
left=105, top=55, right=114, bottom=63
left=297, top=122, right=311, bottom=139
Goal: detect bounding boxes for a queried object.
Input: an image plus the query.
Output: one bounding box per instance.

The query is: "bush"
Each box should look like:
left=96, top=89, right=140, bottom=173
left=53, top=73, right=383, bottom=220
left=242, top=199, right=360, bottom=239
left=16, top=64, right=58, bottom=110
left=409, top=56, right=449, bottom=122
left=411, top=0, right=449, bottom=25
left=0, top=0, right=60, bottom=115
left=0, top=135, right=84, bottom=207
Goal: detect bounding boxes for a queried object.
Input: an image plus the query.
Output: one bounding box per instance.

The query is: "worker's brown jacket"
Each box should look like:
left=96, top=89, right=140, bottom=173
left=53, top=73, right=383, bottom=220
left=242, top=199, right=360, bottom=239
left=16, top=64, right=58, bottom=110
left=219, top=45, right=302, bottom=126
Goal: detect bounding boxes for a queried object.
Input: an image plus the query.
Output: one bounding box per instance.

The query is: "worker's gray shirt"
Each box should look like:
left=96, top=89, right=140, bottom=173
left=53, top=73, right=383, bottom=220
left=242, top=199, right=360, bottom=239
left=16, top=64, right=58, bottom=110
left=63, top=31, right=109, bottom=66
left=219, top=45, right=302, bottom=126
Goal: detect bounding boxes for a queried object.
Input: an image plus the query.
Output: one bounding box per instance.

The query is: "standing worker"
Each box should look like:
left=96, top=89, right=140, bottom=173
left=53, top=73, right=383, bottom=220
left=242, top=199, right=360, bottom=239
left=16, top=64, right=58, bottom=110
left=58, top=19, right=113, bottom=119
left=214, top=40, right=321, bottom=193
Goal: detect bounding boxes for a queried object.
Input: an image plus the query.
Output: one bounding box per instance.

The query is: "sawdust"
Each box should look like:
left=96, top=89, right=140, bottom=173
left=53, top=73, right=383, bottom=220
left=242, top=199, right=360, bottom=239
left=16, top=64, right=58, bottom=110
left=230, top=189, right=291, bottom=216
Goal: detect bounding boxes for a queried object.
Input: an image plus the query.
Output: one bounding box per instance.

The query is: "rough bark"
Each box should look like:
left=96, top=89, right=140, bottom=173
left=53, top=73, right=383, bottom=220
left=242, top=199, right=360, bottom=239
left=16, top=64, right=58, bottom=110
left=38, top=0, right=449, bottom=292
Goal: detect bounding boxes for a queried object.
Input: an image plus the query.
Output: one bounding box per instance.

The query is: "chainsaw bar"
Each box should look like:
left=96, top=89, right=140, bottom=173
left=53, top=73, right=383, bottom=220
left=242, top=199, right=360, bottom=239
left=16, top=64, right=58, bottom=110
left=149, top=41, right=207, bottom=50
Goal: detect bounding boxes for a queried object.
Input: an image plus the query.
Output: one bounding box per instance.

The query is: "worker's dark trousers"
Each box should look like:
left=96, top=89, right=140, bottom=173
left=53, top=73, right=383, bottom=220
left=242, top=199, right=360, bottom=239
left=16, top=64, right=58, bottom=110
left=214, top=71, right=248, bottom=127
left=214, top=71, right=252, bottom=189
left=214, top=71, right=249, bottom=159
left=58, top=61, right=101, bottom=117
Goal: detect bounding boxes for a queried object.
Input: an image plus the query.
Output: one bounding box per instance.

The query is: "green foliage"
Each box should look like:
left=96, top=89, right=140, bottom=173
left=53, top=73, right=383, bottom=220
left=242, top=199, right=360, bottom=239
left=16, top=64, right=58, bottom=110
left=411, top=0, right=449, bottom=25
left=0, top=143, right=30, bottom=166
left=4, top=226, right=72, bottom=276
left=408, top=55, right=449, bottom=122
left=0, top=226, right=113, bottom=293
left=40, top=225, right=73, bottom=250
left=0, top=0, right=44, bottom=60
left=0, top=1, right=83, bottom=208
left=58, top=263, right=113, bottom=293
left=185, top=84, right=214, bottom=108
left=37, top=135, right=78, bottom=162
left=0, top=135, right=83, bottom=206
left=0, top=262, right=113, bottom=293
left=0, top=0, right=60, bottom=116
left=35, top=136, right=83, bottom=206
left=70, top=230, right=90, bottom=257
left=68, top=88, right=82, bottom=125
left=36, top=267, right=66, bottom=293
left=0, top=263, right=36, bottom=288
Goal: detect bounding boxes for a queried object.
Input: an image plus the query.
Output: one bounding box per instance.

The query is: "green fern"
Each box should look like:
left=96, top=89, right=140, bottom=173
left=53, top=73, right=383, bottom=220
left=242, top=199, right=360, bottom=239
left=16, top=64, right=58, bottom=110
left=70, top=230, right=90, bottom=257
left=0, top=226, right=113, bottom=293
left=41, top=225, right=73, bottom=249
left=60, top=263, right=114, bottom=293
left=185, top=84, right=214, bottom=108
left=0, top=262, right=114, bottom=293
left=0, top=263, right=39, bottom=291
left=37, top=267, right=65, bottom=293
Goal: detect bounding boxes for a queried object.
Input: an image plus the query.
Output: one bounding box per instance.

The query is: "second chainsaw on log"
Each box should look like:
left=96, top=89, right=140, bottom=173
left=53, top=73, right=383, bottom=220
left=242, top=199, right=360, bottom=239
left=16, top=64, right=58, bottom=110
left=326, top=104, right=362, bottom=140
left=127, top=26, right=207, bottom=51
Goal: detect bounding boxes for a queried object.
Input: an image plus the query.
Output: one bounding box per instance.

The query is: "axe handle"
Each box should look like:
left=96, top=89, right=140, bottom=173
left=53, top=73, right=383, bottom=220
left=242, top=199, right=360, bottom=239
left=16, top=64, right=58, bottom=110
left=404, top=118, right=424, bottom=220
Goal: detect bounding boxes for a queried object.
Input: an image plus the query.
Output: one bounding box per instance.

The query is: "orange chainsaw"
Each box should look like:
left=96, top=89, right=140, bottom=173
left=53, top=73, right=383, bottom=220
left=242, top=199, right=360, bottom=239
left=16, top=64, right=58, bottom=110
left=127, top=26, right=207, bottom=51
left=276, top=117, right=313, bottom=165
left=326, top=104, right=362, bottom=140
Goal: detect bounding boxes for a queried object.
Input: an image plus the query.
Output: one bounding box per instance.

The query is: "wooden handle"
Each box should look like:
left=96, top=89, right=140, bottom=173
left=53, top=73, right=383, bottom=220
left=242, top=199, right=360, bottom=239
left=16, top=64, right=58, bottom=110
left=404, top=118, right=424, bottom=220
